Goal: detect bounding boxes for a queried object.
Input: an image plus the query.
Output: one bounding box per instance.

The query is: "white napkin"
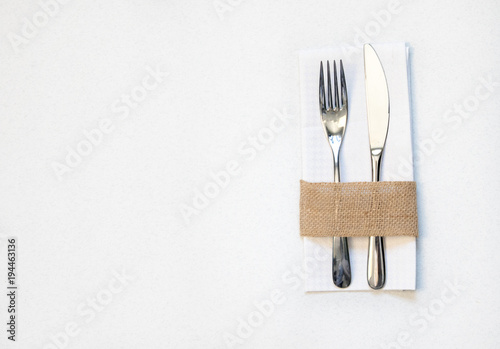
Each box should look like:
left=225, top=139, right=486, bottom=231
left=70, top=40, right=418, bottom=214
left=299, top=42, right=416, bottom=291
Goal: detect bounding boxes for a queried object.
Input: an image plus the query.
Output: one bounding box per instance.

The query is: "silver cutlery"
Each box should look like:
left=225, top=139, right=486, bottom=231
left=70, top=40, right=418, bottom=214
left=319, top=60, right=351, bottom=288
left=364, top=44, right=390, bottom=289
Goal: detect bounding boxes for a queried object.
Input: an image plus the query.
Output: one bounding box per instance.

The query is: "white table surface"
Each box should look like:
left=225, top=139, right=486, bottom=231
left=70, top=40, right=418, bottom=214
left=0, top=1, right=499, bottom=348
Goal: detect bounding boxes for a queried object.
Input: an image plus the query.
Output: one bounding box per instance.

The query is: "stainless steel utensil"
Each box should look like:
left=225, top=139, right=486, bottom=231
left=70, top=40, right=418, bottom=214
left=364, top=44, right=390, bottom=290
left=319, top=60, right=351, bottom=288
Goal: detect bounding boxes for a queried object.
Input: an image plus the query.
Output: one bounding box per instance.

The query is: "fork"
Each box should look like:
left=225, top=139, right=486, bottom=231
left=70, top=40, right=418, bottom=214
left=319, top=60, right=351, bottom=288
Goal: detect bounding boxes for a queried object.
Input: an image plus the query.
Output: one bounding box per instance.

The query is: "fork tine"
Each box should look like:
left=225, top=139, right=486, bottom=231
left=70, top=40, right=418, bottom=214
left=327, top=60, right=333, bottom=110
left=333, top=60, right=339, bottom=110
left=340, top=60, right=347, bottom=108
left=319, top=62, right=325, bottom=111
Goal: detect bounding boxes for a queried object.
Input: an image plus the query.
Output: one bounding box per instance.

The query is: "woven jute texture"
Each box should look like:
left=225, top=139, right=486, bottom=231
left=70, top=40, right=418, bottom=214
left=300, top=180, right=418, bottom=237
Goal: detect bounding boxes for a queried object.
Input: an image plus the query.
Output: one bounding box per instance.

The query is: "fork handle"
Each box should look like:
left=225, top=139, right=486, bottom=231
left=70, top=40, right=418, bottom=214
left=332, top=155, right=351, bottom=288
left=332, top=236, right=351, bottom=288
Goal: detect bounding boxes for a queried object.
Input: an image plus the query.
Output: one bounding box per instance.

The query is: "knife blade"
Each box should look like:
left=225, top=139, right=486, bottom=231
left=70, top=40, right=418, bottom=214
left=364, top=44, right=390, bottom=289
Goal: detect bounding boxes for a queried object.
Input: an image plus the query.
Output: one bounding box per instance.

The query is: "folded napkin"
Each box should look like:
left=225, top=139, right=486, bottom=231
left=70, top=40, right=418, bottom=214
left=299, top=42, right=416, bottom=291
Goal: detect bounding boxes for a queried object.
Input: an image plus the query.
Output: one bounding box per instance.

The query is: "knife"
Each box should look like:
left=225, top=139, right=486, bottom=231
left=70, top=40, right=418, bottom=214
left=364, top=44, right=390, bottom=289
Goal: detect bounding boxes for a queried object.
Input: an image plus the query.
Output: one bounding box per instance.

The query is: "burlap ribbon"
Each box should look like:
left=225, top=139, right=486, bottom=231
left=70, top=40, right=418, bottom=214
left=300, top=180, right=418, bottom=237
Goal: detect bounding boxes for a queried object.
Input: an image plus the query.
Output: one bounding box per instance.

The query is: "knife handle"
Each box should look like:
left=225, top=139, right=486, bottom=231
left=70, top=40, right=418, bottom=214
left=367, top=236, right=385, bottom=289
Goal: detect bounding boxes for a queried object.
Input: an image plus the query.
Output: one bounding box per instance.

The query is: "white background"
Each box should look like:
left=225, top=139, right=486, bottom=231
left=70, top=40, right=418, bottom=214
left=0, top=0, right=499, bottom=348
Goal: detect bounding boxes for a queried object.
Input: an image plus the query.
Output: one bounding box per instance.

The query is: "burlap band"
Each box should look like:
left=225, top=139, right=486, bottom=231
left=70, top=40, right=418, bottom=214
left=300, top=180, right=418, bottom=237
